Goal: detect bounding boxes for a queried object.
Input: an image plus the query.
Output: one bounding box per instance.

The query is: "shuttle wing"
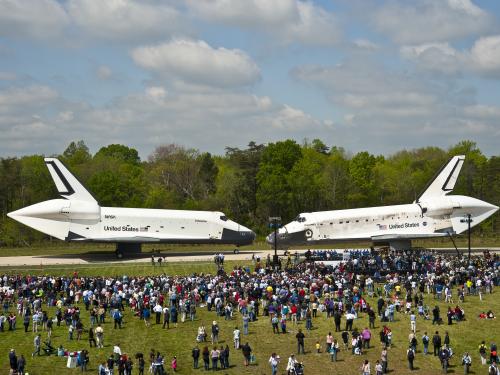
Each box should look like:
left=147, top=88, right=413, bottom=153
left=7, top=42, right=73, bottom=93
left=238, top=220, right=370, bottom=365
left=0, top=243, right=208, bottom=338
left=415, top=155, right=465, bottom=203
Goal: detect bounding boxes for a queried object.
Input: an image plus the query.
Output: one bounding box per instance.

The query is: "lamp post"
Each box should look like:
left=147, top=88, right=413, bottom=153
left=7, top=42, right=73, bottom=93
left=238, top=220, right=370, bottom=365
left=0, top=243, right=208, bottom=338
left=269, top=216, right=281, bottom=270
left=467, top=213, right=472, bottom=262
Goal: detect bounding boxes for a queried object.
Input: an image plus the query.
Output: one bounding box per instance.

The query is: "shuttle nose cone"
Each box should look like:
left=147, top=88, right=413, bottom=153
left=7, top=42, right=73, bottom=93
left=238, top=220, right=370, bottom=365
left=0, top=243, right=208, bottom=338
left=266, top=232, right=275, bottom=245
left=7, top=207, right=32, bottom=220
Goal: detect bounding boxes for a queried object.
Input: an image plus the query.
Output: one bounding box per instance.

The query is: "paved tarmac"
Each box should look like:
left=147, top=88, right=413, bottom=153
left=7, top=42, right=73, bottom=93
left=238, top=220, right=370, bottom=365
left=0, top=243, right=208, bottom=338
left=0, top=247, right=498, bottom=267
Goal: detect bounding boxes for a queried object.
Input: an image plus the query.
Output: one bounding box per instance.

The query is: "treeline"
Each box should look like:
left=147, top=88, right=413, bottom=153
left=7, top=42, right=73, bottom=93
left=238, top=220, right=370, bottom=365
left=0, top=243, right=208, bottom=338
left=0, top=139, right=498, bottom=246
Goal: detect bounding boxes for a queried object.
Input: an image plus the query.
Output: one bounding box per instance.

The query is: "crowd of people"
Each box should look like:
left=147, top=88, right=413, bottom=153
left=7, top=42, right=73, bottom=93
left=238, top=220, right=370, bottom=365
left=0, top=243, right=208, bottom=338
left=0, top=247, right=499, bottom=374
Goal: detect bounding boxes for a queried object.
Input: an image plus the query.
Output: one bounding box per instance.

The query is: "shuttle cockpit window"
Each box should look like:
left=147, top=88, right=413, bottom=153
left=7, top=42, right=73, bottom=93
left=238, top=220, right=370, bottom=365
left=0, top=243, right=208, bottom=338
left=295, top=215, right=306, bottom=223
left=220, top=215, right=228, bottom=221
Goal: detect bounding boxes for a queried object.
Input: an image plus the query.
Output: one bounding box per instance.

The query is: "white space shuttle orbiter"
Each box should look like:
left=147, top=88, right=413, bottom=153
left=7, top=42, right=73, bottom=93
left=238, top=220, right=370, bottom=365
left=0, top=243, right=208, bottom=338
left=8, top=158, right=255, bottom=257
left=267, top=155, right=498, bottom=250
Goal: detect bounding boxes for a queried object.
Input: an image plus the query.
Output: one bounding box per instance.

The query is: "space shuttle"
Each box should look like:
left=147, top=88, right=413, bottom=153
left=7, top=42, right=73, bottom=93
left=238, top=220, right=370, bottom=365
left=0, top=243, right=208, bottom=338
left=267, top=155, right=498, bottom=250
left=8, top=158, right=255, bottom=257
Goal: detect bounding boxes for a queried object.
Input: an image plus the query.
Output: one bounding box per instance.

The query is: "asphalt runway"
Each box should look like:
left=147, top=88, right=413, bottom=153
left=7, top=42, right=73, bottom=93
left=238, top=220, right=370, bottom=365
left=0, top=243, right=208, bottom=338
left=0, top=247, right=498, bottom=267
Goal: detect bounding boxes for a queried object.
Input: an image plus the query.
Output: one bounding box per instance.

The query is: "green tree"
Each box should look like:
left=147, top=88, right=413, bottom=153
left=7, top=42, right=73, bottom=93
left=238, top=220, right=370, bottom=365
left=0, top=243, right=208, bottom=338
left=288, top=147, right=328, bottom=213
left=256, top=140, right=302, bottom=221
left=222, top=142, right=265, bottom=226
left=198, top=152, right=218, bottom=198
left=448, top=140, right=488, bottom=198
left=347, top=151, right=382, bottom=207
left=62, top=140, right=92, bottom=166
left=322, top=147, right=350, bottom=209
left=95, top=144, right=140, bottom=165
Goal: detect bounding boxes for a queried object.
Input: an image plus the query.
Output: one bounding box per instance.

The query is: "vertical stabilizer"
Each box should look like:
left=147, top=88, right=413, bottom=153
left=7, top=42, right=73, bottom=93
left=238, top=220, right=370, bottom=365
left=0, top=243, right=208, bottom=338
left=44, top=158, right=97, bottom=203
left=416, top=155, right=465, bottom=203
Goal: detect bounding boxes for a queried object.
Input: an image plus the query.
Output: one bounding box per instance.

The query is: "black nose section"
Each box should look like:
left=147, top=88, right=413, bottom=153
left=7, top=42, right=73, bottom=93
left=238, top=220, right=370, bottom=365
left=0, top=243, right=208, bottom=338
left=266, top=231, right=291, bottom=246
left=267, top=230, right=309, bottom=246
left=221, top=228, right=255, bottom=245
left=266, top=232, right=276, bottom=245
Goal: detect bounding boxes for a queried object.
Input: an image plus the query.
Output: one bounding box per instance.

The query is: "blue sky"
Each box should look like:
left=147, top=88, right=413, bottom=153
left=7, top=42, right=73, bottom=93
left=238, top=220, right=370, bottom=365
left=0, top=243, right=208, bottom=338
left=0, top=0, right=499, bottom=158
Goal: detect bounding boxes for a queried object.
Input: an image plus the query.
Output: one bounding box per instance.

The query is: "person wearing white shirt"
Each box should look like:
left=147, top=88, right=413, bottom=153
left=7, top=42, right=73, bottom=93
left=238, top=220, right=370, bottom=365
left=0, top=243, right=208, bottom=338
left=233, top=327, right=240, bottom=349
left=286, top=354, right=297, bottom=375
left=269, top=353, right=280, bottom=375
left=410, top=312, right=416, bottom=333
left=113, top=344, right=121, bottom=363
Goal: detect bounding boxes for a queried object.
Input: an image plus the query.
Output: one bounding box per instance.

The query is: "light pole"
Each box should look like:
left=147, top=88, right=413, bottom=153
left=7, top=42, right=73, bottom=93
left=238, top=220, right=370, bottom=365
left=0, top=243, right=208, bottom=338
left=467, top=213, right=472, bottom=262
left=269, top=216, right=281, bottom=270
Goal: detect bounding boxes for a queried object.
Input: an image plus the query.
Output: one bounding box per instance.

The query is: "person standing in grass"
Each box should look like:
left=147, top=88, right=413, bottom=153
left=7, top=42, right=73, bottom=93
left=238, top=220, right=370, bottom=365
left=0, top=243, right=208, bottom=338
left=233, top=327, right=240, bottom=349
left=153, top=303, right=162, bottom=325
left=242, top=313, right=250, bottom=335
left=479, top=341, right=488, bottom=365
left=88, top=327, right=96, bottom=348
left=192, top=346, right=200, bottom=369
left=136, top=353, right=145, bottom=375
left=462, top=352, right=472, bottom=374
left=32, top=334, right=41, bottom=357
left=23, top=314, right=30, bottom=333
left=272, top=314, right=279, bottom=334
left=407, top=345, right=415, bottom=370
left=380, top=347, right=388, bottom=374
left=410, top=311, right=416, bottom=333
left=95, top=324, right=104, bottom=348
left=211, top=321, right=219, bottom=344
left=360, top=359, right=371, bottom=375
left=296, top=329, right=305, bottom=354
left=433, top=331, right=442, bottom=356
left=17, top=354, right=26, bottom=375
left=326, top=332, right=333, bottom=352
left=361, top=327, right=372, bottom=349
left=269, top=353, right=280, bottom=375
left=170, top=305, right=178, bottom=328
left=143, top=306, right=151, bottom=327
left=162, top=306, right=170, bottom=329
left=342, top=330, right=349, bottom=349
left=329, top=339, right=339, bottom=362
left=202, top=346, right=210, bottom=370
left=422, top=332, right=430, bottom=355
left=241, top=342, right=252, bottom=366
left=440, top=345, right=450, bottom=374
left=219, top=346, right=226, bottom=370
left=210, top=346, right=219, bottom=371
left=223, top=345, right=230, bottom=369
left=80, top=349, right=89, bottom=372
left=171, top=356, right=177, bottom=372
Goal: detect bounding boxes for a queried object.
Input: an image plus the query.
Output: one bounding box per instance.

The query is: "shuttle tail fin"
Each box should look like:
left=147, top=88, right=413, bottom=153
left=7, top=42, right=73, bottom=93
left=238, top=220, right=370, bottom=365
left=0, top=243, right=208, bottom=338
left=44, top=158, right=98, bottom=203
left=415, top=155, right=465, bottom=203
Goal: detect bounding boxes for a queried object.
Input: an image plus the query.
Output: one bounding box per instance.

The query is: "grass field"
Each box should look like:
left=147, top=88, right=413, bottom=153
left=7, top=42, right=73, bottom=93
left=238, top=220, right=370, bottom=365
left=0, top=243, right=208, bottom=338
left=0, top=262, right=499, bottom=375
left=0, top=261, right=249, bottom=278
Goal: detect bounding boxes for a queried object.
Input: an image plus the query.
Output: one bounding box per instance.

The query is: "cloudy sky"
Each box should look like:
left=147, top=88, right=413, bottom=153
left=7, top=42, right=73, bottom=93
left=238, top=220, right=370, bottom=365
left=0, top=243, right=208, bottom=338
left=1, top=0, right=499, bottom=158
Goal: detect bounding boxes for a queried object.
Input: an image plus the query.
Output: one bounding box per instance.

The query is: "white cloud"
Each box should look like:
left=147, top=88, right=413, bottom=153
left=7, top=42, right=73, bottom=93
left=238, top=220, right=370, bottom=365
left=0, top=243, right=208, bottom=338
left=469, top=36, right=500, bottom=77
left=0, top=83, right=331, bottom=157
left=400, top=43, right=462, bottom=75
left=187, top=0, right=341, bottom=46
left=353, top=39, right=379, bottom=50
left=96, top=65, right=112, bottom=80
left=463, top=104, right=500, bottom=119
left=401, top=35, right=500, bottom=78
left=372, top=0, right=492, bottom=44
left=291, top=60, right=499, bottom=152
left=146, top=86, right=167, bottom=101
left=132, top=39, right=261, bottom=88
left=0, top=72, right=16, bottom=81
left=0, top=85, right=58, bottom=110
left=0, top=0, right=69, bottom=39
left=67, top=0, right=189, bottom=41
